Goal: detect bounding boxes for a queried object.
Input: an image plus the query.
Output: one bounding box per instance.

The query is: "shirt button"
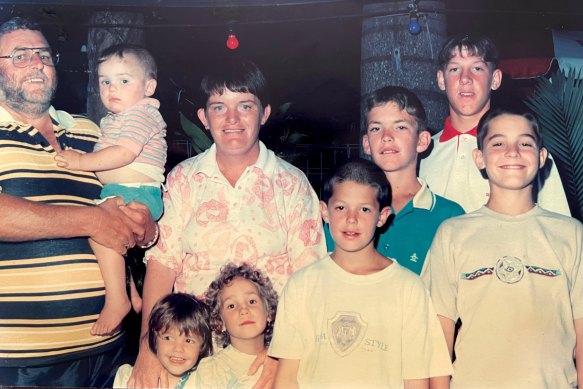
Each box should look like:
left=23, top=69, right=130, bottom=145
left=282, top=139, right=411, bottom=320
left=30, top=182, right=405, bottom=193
left=460, top=155, right=465, bottom=159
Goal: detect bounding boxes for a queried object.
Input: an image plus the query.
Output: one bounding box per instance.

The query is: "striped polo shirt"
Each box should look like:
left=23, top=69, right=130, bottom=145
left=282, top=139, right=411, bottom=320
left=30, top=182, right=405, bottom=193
left=0, top=107, right=124, bottom=367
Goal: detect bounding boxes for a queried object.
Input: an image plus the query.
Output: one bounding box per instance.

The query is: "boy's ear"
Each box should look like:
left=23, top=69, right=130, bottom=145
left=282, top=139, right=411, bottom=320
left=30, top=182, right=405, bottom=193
left=320, top=200, right=330, bottom=223
left=472, top=148, right=485, bottom=170
left=436, top=70, right=446, bottom=91
left=197, top=108, right=210, bottom=130
left=260, top=104, right=271, bottom=125
left=491, top=68, right=503, bottom=91
left=539, top=146, right=548, bottom=168
left=377, top=206, right=392, bottom=228
left=416, top=130, right=431, bottom=153
left=362, top=134, right=372, bottom=156
left=145, top=79, right=157, bottom=97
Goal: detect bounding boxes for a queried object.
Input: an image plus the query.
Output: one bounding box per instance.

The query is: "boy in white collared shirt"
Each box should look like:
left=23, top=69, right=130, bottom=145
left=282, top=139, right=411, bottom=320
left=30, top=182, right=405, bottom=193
left=419, top=34, right=569, bottom=215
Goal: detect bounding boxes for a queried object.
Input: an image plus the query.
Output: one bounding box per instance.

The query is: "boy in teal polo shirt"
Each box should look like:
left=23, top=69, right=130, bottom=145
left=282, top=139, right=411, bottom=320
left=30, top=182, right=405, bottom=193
left=325, top=86, right=463, bottom=274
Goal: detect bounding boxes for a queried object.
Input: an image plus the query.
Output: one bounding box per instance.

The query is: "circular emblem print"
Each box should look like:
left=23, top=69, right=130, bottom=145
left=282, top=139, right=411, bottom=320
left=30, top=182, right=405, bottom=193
left=495, top=256, right=524, bottom=284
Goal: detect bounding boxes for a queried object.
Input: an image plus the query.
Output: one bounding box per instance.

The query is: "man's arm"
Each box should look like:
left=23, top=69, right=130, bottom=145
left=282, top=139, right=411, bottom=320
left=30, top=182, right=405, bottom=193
left=575, top=318, right=583, bottom=389
left=0, top=194, right=136, bottom=253
left=127, top=260, right=176, bottom=388
left=273, top=358, right=300, bottom=389
left=55, top=145, right=136, bottom=172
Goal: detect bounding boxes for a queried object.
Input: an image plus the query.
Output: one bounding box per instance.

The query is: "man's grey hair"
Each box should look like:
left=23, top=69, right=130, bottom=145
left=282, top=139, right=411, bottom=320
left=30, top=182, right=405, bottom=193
left=0, top=17, right=42, bottom=40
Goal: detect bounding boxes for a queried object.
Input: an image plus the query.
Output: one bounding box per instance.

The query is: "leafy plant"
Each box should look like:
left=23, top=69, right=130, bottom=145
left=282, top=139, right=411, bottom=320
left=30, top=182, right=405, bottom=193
left=525, top=68, right=583, bottom=221
left=179, top=111, right=213, bottom=155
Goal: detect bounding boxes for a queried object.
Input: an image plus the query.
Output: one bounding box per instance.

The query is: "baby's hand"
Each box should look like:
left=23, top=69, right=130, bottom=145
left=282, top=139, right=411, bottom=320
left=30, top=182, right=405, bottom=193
left=55, top=149, right=82, bottom=170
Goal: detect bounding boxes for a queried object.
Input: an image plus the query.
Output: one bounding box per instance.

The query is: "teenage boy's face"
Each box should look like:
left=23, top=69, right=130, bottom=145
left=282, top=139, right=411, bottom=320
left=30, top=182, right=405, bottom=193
left=198, top=89, right=271, bottom=165
left=320, top=180, right=391, bottom=255
left=472, top=114, right=547, bottom=192
left=156, top=326, right=202, bottom=380
left=362, top=102, right=430, bottom=175
left=98, top=54, right=156, bottom=114
left=437, top=47, right=502, bottom=123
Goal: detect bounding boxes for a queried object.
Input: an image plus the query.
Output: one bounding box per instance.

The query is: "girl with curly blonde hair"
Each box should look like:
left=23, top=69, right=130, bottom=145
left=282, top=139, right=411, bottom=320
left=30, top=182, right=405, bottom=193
left=190, top=262, right=278, bottom=389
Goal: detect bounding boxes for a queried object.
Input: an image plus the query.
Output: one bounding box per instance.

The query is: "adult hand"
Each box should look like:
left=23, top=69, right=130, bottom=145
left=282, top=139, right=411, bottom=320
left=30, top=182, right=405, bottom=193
left=121, top=201, right=155, bottom=246
left=89, top=197, right=136, bottom=254
left=249, top=350, right=278, bottom=389
left=127, top=342, right=169, bottom=388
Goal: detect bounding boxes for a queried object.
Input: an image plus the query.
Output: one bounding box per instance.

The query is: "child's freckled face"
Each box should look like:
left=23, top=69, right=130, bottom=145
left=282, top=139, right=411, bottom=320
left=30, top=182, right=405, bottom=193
left=219, top=277, right=268, bottom=349
left=321, top=180, right=390, bottom=254
left=474, top=114, right=546, bottom=192
left=363, top=102, right=424, bottom=174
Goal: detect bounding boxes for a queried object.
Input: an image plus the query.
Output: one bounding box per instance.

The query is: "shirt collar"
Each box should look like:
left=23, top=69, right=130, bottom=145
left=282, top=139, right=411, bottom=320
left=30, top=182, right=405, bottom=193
left=392, top=178, right=436, bottom=219
left=412, top=178, right=436, bottom=210
left=0, top=105, right=76, bottom=129
left=439, top=116, right=478, bottom=143
left=196, top=141, right=268, bottom=178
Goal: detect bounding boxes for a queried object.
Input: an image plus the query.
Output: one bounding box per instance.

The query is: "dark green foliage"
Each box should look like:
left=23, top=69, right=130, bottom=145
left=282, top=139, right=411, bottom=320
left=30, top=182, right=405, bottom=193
left=526, top=68, right=583, bottom=221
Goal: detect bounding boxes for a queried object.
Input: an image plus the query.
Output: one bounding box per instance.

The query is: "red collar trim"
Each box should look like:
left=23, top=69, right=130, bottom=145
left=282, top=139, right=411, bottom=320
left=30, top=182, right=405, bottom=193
left=439, top=117, right=478, bottom=143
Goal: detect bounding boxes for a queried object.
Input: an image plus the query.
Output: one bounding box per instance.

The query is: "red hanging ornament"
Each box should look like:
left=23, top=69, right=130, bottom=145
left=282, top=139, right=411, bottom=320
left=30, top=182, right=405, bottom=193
left=226, top=34, right=239, bottom=50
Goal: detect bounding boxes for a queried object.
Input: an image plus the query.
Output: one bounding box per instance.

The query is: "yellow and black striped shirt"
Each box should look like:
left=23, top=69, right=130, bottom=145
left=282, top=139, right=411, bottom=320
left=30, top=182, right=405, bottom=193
left=0, top=108, right=123, bottom=367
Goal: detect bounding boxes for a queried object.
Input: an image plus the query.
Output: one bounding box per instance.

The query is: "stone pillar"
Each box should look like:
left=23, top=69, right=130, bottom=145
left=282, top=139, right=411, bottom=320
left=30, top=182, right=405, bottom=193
left=87, top=11, right=144, bottom=123
left=361, top=1, right=447, bottom=134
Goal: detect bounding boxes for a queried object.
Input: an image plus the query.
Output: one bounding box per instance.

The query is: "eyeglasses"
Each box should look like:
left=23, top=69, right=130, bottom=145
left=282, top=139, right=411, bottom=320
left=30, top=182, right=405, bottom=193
left=0, top=47, right=59, bottom=68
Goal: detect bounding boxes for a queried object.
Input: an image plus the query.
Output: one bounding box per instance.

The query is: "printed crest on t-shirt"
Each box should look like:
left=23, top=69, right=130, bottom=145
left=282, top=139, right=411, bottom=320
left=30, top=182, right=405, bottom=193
left=327, top=311, right=367, bottom=357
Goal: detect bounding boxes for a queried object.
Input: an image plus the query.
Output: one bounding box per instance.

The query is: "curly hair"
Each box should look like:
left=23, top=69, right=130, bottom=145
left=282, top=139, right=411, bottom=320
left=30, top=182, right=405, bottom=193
left=148, top=292, right=213, bottom=366
left=205, top=262, right=278, bottom=348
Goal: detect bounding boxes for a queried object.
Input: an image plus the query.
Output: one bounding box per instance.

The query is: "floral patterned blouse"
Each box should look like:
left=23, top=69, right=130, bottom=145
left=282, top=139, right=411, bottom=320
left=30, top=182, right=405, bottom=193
left=145, top=142, right=325, bottom=295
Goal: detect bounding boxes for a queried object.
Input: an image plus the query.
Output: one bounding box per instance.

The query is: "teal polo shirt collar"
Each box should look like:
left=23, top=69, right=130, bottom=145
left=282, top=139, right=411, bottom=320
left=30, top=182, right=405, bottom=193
left=393, top=178, right=436, bottom=220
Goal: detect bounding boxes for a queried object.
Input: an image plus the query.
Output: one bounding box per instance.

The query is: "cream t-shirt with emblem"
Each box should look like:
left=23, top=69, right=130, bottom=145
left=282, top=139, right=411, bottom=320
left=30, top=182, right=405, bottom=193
left=423, top=205, right=583, bottom=389
left=269, top=256, right=452, bottom=389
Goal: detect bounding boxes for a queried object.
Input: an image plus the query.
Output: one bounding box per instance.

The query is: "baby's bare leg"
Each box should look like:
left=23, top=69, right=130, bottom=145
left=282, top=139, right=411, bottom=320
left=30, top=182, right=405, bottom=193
left=129, top=272, right=143, bottom=314
left=90, top=239, right=131, bottom=336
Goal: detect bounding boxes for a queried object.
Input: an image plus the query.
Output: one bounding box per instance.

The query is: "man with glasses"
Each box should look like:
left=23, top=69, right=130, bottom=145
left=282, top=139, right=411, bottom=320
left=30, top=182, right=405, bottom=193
left=0, top=17, right=156, bottom=387
left=0, top=46, right=60, bottom=67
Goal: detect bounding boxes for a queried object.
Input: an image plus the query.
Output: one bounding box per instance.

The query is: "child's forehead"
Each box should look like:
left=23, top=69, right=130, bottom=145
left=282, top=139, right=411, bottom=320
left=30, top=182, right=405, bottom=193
left=221, top=276, right=260, bottom=298
left=158, top=323, right=196, bottom=336
left=158, top=323, right=180, bottom=334
left=486, top=114, right=537, bottom=139
left=98, top=53, right=145, bottom=72
left=447, top=47, right=487, bottom=64
left=368, top=102, right=416, bottom=125
left=331, top=180, right=380, bottom=202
